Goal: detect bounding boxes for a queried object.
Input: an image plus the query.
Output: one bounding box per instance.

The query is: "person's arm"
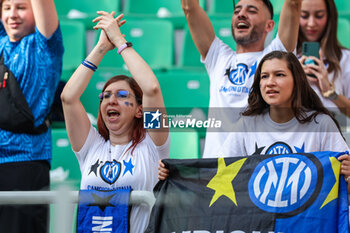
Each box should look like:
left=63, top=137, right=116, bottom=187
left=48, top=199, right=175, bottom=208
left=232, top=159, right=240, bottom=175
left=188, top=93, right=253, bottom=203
left=182, top=0, right=215, bottom=59
left=300, top=53, right=350, bottom=117
left=93, top=12, right=169, bottom=146
left=61, top=14, right=123, bottom=152
left=278, top=0, right=302, bottom=51
left=158, top=160, right=169, bottom=180
left=338, top=154, right=350, bottom=193
left=30, top=0, right=59, bottom=38
left=331, top=96, right=350, bottom=117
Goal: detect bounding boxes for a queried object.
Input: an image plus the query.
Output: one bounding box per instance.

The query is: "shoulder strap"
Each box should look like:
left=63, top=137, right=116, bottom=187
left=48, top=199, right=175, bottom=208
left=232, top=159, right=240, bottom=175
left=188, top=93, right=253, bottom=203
left=0, top=53, right=4, bottom=65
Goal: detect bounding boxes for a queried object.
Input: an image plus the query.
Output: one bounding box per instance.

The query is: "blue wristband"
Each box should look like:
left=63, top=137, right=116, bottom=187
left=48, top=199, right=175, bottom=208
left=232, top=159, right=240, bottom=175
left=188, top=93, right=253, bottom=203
left=81, top=60, right=97, bottom=72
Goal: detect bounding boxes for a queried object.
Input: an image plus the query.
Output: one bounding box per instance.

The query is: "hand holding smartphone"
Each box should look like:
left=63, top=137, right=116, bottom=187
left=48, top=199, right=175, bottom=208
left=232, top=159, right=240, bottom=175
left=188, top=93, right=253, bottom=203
left=302, top=42, right=320, bottom=78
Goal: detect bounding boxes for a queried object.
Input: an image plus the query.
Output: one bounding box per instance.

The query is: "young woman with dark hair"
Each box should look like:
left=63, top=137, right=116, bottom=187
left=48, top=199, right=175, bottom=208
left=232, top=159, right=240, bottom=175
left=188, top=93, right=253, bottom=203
left=159, top=51, right=350, bottom=189
left=217, top=51, right=350, bottom=186
left=61, top=11, right=169, bottom=233
left=298, top=0, right=350, bottom=118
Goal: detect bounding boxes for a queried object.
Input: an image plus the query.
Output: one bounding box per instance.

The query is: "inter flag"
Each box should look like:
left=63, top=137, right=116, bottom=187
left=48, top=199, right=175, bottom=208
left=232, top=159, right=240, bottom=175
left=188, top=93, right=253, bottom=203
left=145, top=152, right=349, bottom=233
left=77, top=188, right=131, bottom=233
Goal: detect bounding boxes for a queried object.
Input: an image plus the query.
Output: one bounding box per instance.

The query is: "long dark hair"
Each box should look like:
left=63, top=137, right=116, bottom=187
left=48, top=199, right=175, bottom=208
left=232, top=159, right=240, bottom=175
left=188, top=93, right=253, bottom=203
left=297, top=0, right=343, bottom=79
left=243, top=51, right=342, bottom=132
left=97, top=75, right=145, bottom=155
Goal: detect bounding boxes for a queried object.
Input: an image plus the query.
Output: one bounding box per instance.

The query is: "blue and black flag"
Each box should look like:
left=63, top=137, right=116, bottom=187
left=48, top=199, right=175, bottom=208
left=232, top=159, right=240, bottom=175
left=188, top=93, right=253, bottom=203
left=77, top=188, right=131, bottom=233
left=146, top=151, right=349, bottom=233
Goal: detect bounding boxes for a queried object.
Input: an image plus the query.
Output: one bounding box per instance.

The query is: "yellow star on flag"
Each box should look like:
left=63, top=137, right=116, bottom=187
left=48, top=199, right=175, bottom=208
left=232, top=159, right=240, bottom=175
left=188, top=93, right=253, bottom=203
left=321, top=157, right=341, bottom=209
left=207, top=157, right=247, bottom=207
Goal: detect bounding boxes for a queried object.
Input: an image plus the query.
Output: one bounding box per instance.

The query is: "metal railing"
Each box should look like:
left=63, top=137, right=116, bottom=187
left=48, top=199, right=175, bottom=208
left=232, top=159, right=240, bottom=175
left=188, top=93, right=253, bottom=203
left=0, top=187, right=155, bottom=233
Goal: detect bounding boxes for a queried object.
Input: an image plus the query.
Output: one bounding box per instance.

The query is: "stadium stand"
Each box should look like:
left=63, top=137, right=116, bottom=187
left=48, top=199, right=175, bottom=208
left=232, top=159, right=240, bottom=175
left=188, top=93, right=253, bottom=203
left=335, top=0, right=350, bottom=16
left=338, top=17, right=350, bottom=49
left=54, top=0, right=120, bottom=28
left=179, top=19, right=236, bottom=68
left=51, top=128, right=81, bottom=188
left=207, top=0, right=233, bottom=16
left=60, top=20, right=86, bottom=81
left=170, top=130, right=201, bottom=159
left=270, top=0, right=284, bottom=15
left=96, top=19, right=174, bottom=71
left=123, top=0, right=206, bottom=29
left=157, top=71, right=209, bottom=111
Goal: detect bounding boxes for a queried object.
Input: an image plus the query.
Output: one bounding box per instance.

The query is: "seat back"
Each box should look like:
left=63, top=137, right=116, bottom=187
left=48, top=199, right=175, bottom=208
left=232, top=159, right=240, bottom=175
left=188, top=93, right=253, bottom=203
left=207, top=0, right=233, bottom=16
left=55, top=0, right=120, bottom=17
left=97, top=19, right=174, bottom=70
left=179, top=19, right=236, bottom=67
left=51, top=128, right=81, bottom=188
left=170, top=130, right=201, bottom=159
left=337, top=18, right=350, bottom=49
left=269, top=0, right=284, bottom=15
left=335, top=0, right=350, bottom=15
left=60, top=20, right=86, bottom=71
left=157, top=71, right=210, bottom=111
left=124, top=0, right=205, bottom=16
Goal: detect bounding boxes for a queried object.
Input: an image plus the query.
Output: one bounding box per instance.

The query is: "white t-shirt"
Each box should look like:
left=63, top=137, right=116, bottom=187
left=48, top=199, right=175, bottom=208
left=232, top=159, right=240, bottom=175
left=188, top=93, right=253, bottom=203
left=202, top=36, right=288, bottom=158
left=217, top=111, right=349, bottom=157
left=75, top=126, right=170, bottom=233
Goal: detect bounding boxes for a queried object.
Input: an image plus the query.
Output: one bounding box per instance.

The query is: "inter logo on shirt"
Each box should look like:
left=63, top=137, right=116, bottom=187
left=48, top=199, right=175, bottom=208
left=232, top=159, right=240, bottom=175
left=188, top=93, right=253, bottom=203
left=225, top=62, right=258, bottom=86
left=266, top=142, right=293, bottom=155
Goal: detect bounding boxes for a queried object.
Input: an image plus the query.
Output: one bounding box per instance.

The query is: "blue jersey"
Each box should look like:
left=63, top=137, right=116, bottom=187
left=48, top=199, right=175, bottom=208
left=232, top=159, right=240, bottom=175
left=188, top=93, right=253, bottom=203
left=0, top=23, right=64, bottom=164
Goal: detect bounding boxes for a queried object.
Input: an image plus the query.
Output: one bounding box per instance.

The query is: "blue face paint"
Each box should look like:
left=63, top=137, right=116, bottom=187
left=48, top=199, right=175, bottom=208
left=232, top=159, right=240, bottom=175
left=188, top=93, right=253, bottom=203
left=125, top=102, right=133, bottom=107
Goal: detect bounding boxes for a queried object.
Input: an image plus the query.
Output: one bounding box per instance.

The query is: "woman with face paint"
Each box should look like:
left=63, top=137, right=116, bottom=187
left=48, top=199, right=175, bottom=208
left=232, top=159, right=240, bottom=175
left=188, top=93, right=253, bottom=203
left=61, top=11, right=170, bottom=233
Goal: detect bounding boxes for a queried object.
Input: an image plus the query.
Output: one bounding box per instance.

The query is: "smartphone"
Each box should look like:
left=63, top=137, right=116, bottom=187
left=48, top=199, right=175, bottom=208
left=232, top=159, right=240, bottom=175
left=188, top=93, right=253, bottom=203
left=302, top=42, right=320, bottom=78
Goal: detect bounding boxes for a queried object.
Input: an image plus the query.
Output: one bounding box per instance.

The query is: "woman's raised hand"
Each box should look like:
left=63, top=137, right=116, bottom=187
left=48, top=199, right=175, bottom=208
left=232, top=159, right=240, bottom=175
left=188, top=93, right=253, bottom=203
left=93, top=11, right=127, bottom=48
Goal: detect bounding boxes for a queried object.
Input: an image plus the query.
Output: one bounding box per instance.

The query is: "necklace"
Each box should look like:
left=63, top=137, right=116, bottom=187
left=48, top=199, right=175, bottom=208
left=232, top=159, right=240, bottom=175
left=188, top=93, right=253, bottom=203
left=108, top=141, right=130, bottom=161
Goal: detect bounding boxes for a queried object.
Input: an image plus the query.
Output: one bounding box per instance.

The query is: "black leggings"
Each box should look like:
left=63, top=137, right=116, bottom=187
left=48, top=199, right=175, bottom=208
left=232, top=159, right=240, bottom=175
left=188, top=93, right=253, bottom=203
left=0, top=160, right=50, bottom=233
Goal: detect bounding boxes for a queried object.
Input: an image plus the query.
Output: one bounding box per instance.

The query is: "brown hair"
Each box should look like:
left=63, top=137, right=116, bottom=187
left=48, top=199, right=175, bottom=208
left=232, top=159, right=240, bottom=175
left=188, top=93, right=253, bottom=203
left=297, top=0, right=343, bottom=79
left=243, top=51, right=342, bottom=133
left=234, top=0, right=274, bottom=19
left=97, top=75, right=145, bottom=155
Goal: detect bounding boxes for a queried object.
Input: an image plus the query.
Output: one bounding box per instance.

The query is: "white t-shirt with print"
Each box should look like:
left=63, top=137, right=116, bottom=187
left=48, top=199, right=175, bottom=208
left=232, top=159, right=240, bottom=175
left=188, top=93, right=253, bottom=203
left=202, top=36, right=288, bottom=158
left=217, top=111, right=349, bottom=157
left=75, top=126, right=170, bottom=233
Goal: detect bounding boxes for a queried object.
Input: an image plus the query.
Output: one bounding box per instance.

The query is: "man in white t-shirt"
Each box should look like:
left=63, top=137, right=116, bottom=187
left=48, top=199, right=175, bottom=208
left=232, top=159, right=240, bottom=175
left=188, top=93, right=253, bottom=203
left=181, top=0, right=302, bottom=158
